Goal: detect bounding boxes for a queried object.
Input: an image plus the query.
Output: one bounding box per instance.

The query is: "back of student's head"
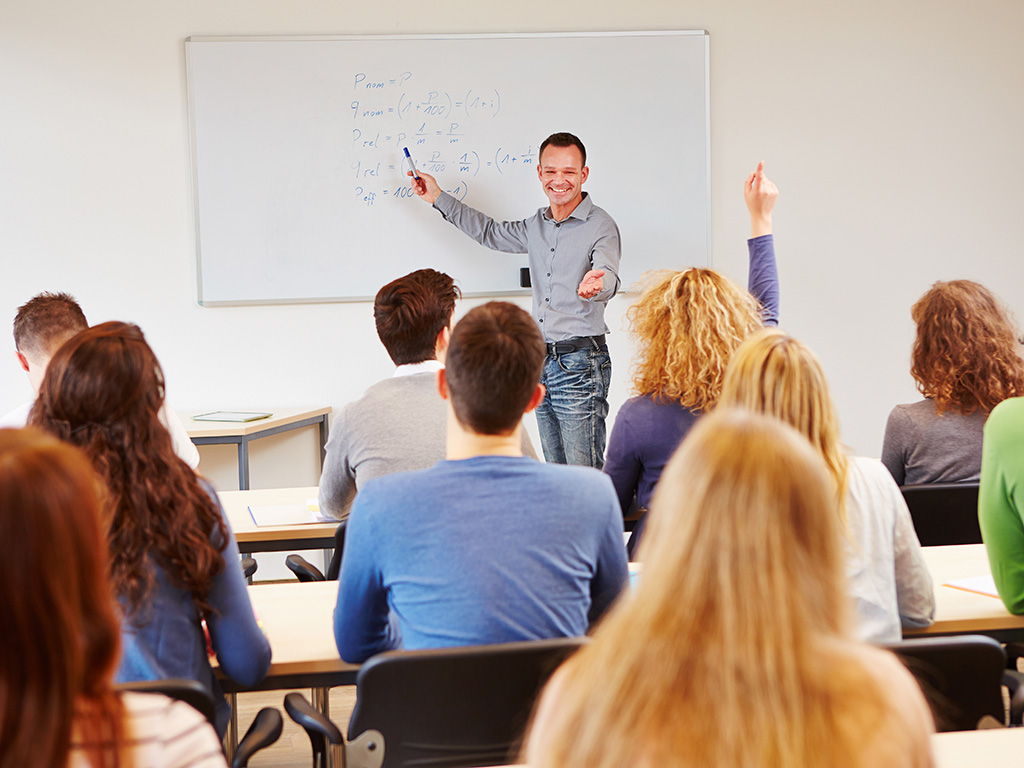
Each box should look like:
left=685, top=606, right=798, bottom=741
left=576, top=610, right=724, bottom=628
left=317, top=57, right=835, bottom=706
left=910, top=279, right=1024, bottom=413
left=523, top=410, right=865, bottom=768
left=33, top=320, right=166, bottom=443
left=0, top=427, right=123, bottom=768
left=629, top=268, right=762, bottom=409
left=29, top=321, right=227, bottom=620
left=719, top=328, right=849, bottom=513
left=445, top=301, right=545, bottom=434
left=374, top=269, right=461, bottom=365
left=12, top=291, right=88, bottom=360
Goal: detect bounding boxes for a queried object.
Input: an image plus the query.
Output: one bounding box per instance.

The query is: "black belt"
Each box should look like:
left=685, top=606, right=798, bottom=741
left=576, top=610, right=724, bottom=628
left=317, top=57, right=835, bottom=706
left=545, top=335, right=605, bottom=356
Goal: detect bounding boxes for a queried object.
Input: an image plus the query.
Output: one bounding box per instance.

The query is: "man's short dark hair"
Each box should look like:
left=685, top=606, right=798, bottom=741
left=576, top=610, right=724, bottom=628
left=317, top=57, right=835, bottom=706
left=539, top=132, right=587, bottom=166
left=13, top=292, right=88, bottom=359
left=374, top=269, right=461, bottom=365
left=444, top=302, right=545, bottom=435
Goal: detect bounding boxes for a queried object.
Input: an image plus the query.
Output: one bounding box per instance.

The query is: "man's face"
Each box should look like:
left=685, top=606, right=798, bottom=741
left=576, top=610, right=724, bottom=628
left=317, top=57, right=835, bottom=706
left=537, top=144, right=589, bottom=211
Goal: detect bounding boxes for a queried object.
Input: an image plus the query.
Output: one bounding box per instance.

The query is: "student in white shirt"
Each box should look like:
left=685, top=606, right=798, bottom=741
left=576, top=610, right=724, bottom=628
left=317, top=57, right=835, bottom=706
left=1, top=291, right=199, bottom=468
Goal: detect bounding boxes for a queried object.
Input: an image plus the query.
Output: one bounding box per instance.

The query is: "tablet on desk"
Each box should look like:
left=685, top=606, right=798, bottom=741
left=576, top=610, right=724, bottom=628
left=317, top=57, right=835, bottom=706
left=192, top=411, right=273, bottom=423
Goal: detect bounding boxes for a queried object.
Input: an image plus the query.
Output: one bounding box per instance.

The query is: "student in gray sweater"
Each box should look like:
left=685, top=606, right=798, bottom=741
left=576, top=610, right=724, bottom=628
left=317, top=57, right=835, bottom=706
left=319, top=269, right=534, bottom=520
left=882, top=280, right=1024, bottom=485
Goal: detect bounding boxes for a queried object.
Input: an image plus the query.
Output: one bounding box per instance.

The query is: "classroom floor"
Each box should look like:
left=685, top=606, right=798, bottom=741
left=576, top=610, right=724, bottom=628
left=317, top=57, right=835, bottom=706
left=235, top=686, right=356, bottom=767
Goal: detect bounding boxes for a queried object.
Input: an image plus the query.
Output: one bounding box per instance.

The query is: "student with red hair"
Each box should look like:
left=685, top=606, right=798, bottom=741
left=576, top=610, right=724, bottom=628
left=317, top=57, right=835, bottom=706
left=0, top=428, right=226, bottom=768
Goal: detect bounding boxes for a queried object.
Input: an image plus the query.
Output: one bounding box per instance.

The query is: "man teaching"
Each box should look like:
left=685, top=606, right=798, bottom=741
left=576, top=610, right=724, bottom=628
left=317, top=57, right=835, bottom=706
left=409, top=132, right=621, bottom=468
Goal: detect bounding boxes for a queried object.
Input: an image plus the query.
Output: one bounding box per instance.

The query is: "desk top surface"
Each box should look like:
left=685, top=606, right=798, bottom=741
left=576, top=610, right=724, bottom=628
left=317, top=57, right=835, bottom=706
left=906, top=544, right=1023, bottom=637
left=181, top=406, right=331, bottom=438
left=248, top=580, right=354, bottom=681
left=221, top=486, right=337, bottom=544
left=228, top=545, right=1021, bottom=691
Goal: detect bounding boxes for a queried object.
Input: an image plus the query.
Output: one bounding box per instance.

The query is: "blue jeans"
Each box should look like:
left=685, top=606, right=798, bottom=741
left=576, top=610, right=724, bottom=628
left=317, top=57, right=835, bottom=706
left=536, top=342, right=611, bottom=468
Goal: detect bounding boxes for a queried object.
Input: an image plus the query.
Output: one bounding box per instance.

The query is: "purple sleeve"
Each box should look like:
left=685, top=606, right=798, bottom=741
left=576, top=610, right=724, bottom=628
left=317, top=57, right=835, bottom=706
left=747, top=234, right=780, bottom=326
left=603, top=405, right=642, bottom=516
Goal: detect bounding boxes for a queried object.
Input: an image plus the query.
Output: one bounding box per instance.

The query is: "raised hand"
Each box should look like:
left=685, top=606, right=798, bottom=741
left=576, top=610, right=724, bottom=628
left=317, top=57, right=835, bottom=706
left=744, top=161, right=779, bottom=238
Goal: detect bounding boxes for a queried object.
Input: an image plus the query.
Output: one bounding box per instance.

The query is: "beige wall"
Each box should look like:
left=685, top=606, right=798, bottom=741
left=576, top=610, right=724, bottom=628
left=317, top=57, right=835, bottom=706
left=3, top=0, right=1023, bottom=491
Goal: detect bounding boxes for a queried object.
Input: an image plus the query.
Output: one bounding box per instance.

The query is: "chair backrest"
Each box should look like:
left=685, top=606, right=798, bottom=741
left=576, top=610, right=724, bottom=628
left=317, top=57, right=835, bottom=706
left=900, top=483, right=982, bottom=546
left=115, top=678, right=217, bottom=728
left=348, top=637, right=587, bottom=768
left=882, top=634, right=1005, bottom=731
left=325, top=521, right=346, bottom=581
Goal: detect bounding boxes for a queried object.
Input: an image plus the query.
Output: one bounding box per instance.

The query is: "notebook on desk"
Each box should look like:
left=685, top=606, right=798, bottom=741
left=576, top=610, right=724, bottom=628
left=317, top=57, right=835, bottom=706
left=193, top=410, right=272, bottom=422
left=248, top=499, right=324, bottom=526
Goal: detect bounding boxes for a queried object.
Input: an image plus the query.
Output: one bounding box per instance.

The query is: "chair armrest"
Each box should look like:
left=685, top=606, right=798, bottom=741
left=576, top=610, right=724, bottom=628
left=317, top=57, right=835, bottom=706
left=231, top=707, right=283, bottom=767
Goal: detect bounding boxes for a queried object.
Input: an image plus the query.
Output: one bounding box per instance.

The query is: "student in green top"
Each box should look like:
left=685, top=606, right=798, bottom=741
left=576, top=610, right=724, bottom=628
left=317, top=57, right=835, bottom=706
left=979, top=396, right=1024, bottom=614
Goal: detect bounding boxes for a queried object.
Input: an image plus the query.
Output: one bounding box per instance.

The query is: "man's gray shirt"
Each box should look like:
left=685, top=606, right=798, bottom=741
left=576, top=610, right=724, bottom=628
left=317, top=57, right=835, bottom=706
left=433, top=191, right=621, bottom=341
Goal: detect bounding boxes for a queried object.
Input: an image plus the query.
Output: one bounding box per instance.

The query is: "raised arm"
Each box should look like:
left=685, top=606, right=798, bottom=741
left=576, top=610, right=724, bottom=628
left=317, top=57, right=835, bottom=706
left=745, top=161, right=780, bottom=326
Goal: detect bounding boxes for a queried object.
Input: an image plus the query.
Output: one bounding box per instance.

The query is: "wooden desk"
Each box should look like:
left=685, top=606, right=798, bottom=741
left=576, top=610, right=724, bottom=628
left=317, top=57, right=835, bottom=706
left=221, top=581, right=356, bottom=693
left=904, top=544, right=1024, bottom=642
left=220, top=486, right=338, bottom=554
left=933, top=728, right=1024, bottom=766
left=468, top=730, right=1024, bottom=768
left=183, top=406, right=332, bottom=490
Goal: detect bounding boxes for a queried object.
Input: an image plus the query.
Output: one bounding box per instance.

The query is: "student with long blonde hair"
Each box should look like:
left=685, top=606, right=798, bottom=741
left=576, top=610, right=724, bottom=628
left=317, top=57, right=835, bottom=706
left=603, top=163, right=779, bottom=548
left=523, top=410, right=935, bottom=768
left=0, top=428, right=226, bottom=768
left=882, top=279, right=1024, bottom=485
left=719, top=328, right=934, bottom=641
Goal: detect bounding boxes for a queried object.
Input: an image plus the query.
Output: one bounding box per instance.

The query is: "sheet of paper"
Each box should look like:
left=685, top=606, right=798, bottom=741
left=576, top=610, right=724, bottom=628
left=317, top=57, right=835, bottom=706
left=944, top=574, right=1000, bottom=598
left=248, top=504, right=318, bottom=527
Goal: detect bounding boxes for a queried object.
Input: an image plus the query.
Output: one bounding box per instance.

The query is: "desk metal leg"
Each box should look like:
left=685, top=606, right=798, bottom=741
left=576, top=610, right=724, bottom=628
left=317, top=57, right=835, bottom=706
left=312, top=685, right=330, bottom=719
left=237, top=438, right=250, bottom=490
left=318, top=415, right=330, bottom=470
left=225, top=692, right=239, bottom=760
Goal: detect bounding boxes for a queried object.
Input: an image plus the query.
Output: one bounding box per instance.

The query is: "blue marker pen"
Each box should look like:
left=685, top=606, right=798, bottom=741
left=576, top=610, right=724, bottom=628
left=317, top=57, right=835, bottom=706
left=403, top=147, right=420, bottom=180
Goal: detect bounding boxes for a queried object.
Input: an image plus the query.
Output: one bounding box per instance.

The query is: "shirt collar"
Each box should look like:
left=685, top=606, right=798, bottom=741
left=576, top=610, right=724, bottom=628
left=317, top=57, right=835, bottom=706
left=543, top=191, right=593, bottom=223
left=393, top=359, right=444, bottom=378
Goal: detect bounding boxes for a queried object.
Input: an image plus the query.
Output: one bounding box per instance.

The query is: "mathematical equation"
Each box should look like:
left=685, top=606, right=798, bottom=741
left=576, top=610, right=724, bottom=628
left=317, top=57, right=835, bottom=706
left=352, top=180, right=470, bottom=208
left=346, top=70, right=536, bottom=208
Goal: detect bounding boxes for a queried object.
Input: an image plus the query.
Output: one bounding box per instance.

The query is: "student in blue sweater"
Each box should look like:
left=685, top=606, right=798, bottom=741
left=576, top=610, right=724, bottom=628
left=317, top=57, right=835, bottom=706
left=334, top=301, right=629, bottom=663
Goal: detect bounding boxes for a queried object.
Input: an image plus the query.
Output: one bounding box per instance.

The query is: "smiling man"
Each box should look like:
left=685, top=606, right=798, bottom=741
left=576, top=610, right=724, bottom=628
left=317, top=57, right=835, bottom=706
left=410, top=133, right=621, bottom=468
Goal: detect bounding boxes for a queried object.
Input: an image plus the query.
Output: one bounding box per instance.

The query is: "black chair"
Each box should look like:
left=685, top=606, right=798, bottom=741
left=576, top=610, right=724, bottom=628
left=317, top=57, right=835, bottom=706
left=286, top=522, right=346, bottom=582
left=241, top=557, right=258, bottom=580
left=116, top=679, right=283, bottom=765
left=232, top=707, right=284, bottom=768
left=286, top=637, right=586, bottom=768
left=882, top=634, right=1006, bottom=730
left=116, top=678, right=218, bottom=728
left=900, top=483, right=982, bottom=546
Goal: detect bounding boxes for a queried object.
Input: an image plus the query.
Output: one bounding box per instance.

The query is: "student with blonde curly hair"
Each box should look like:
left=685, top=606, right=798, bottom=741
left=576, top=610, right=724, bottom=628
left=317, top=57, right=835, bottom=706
left=29, top=321, right=271, bottom=736
left=603, top=162, right=779, bottom=550
left=719, top=329, right=934, bottom=642
left=523, top=410, right=935, bottom=768
left=882, top=280, right=1024, bottom=485
left=0, top=428, right=226, bottom=768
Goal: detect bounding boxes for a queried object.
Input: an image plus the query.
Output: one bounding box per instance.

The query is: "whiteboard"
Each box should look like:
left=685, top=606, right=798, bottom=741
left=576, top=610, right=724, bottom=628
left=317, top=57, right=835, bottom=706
left=185, top=32, right=710, bottom=306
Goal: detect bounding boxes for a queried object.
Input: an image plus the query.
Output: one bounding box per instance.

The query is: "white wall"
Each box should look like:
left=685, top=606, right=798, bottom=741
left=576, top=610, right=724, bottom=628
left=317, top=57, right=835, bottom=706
left=3, top=0, right=1023, bottom=490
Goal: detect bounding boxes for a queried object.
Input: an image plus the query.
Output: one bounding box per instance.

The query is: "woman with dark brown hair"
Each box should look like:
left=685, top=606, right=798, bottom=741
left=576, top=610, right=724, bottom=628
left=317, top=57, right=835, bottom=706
left=882, top=280, right=1024, bottom=485
left=0, top=428, right=226, bottom=768
left=29, top=321, right=270, bottom=736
